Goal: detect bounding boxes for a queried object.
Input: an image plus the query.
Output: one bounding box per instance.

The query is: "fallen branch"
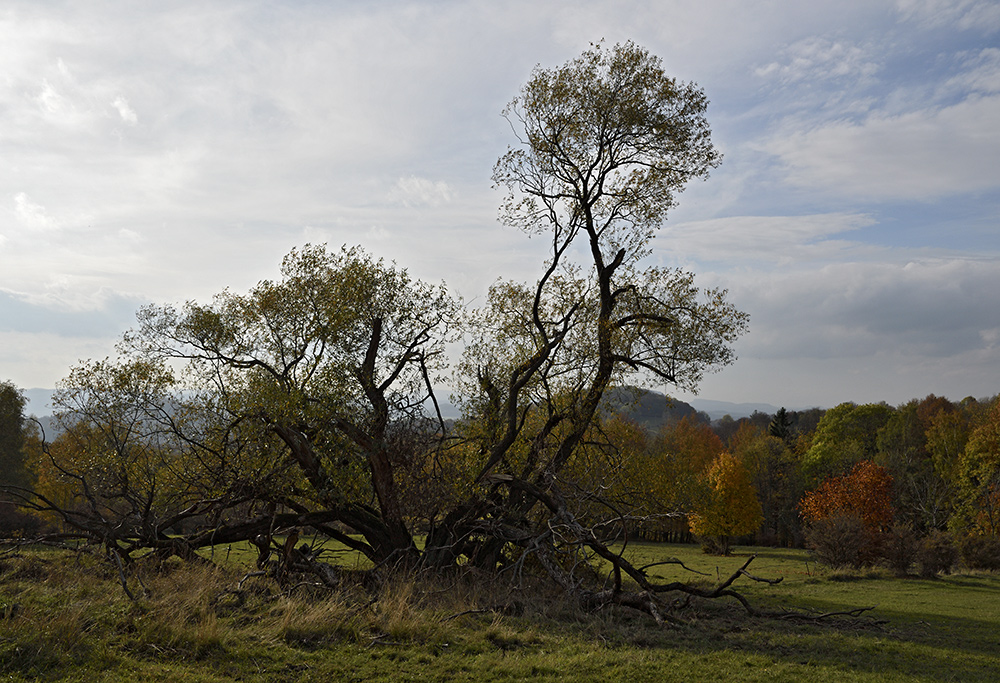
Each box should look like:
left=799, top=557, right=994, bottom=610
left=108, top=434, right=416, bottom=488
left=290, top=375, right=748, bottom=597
left=638, top=558, right=709, bottom=577
left=774, top=605, right=881, bottom=621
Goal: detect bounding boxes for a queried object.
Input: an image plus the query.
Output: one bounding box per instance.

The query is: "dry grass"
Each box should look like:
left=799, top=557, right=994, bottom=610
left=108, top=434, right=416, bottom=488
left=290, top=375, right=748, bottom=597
left=0, top=544, right=998, bottom=681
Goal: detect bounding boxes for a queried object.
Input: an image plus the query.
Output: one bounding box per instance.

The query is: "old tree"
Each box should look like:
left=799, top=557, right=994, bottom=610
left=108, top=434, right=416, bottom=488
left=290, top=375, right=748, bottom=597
left=12, top=43, right=755, bottom=620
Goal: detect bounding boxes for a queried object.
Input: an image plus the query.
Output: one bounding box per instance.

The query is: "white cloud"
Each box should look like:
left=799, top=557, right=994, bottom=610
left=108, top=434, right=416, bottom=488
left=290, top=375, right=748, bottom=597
left=112, top=95, right=137, bottom=125
left=754, top=37, right=880, bottom=84
left=981, top=327, right=1000, bottom=348
left=731, top=256, right=1000, bottom=360
left=942, top=48, right=1000, bottom=95
left=896, top=0, right=1000, bottom=32
left=36, top=80, right=67, bottom=115
left=660, top=213, right=876, bottom=265
left=13, top=192, right=58, bottom=230
left=766, top=94, right=1000, bottom=200
left=0, top=330, right=119, bottom=389
left=367, top=226, right=391, bottom=241
left=0, top=0, right=998, bottom=408
left=390, top=176, right=454, bottom=207
left=667, top=254, right=1000, bottom=406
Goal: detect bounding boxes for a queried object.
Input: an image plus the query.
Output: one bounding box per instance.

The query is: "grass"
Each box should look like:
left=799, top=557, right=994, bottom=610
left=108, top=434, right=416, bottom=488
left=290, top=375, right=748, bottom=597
left=0, top=541, right=997, bottom=681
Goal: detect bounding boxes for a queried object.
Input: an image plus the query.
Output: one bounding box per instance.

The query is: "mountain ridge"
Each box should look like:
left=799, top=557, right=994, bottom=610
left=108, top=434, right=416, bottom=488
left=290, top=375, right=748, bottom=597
left=21, top=387, right=800, bottom=422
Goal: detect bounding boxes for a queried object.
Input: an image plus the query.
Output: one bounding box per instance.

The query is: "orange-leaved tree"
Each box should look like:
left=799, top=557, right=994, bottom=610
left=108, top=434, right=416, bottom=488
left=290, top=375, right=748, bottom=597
left=799, top=460, right=894, bottom=567
left=800, top=460, right=894, bottom=531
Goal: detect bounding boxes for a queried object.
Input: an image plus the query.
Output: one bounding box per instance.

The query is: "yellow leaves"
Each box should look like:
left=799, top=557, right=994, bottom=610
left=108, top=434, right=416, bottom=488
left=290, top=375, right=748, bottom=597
left=955, top=398, right=1000, bottom=534
left=689, top=451, right=763, bottom=541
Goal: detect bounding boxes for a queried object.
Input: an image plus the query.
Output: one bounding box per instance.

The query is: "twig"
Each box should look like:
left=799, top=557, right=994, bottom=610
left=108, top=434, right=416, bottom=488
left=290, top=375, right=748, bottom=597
left=238, top=570, right=268, bottom=590
left=110, top=551, right=137, bottom=601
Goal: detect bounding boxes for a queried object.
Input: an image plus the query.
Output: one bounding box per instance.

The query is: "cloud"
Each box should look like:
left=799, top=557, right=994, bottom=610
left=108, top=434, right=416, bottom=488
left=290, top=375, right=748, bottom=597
left=13, top=193, right=58, bottom=230
left=896, top=0, right=1000, bottom=32
left=112, top=95, right=137, bottom=125
left=0, top=288, right=142, bottom=336
left=0, top=330, right=120, bottom=389
left=754, top=37, right=880, bottom=84
left=390, top=176, right=454, bottom=207
left=663, top=254, right=1000, bottom=406
left=942, top=47, right=1000, bottom=95
left=732, top=257, right=1000, bottom=360
left=0, top=0, right=998, bottom=408
left=765, top=93, right=1000, bottom=200
left=659, top=213, right=876, bottom=266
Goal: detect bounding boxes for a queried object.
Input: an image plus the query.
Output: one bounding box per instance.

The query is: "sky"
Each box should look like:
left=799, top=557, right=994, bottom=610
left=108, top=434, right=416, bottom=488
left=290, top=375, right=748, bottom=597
left=1, top=0, right=999, bottom=412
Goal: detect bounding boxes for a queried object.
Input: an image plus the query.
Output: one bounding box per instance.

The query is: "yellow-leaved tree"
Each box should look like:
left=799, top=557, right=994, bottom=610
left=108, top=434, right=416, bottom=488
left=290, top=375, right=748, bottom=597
left=689, top=451, right=763, bottom=555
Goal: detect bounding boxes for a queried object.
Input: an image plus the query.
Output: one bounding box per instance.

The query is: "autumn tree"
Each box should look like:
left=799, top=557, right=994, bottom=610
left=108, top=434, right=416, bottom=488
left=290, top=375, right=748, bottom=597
left=800, top=460, right=894, bottom=532
left=875, top=398, right=955, bottom=532
left=429, top=41, right=750, bottom=618
left=13, top=246, right=460, bottom=568
left=800, top=460, right=894, bottom=567
left=608, top=415, right=722, bottom=542
left=730, top=422, right=803, bottom=546
left=689, top=451, right=763, bottom=555
left=954, top=397, right=1000, bottom=535
left=925, top=405, right=973, bottom=485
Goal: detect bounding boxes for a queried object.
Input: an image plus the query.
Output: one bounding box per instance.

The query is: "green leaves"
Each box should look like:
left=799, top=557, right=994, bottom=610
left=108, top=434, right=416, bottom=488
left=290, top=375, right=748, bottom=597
left=495, top=41, right=720, bottom=263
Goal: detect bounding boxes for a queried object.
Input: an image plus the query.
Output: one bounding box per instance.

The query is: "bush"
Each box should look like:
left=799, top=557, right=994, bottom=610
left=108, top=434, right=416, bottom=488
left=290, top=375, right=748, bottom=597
left=958, top=534, right=1000, bottom=571
left=884, top=525, right=919, bottom=577
left=805, top=514, right=883, bottom=569
left=917, top=530, right=958, bottom=578
left=699, top=536, right=725, bottom=556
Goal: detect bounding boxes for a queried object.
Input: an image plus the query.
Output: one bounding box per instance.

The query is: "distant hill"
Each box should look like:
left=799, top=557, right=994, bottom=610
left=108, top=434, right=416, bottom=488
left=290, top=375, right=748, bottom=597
left=19, top=385, right=788, bottom=432
left=23, top=388, right=55, bottom=417
left=687, top=399, right=780, bottom=421
left=601, top=386, right=705, bottom=432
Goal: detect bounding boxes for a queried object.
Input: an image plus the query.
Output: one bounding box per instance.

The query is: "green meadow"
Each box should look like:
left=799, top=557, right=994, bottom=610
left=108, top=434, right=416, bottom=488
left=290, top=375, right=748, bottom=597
left=1, top=541, right=997, bottom=682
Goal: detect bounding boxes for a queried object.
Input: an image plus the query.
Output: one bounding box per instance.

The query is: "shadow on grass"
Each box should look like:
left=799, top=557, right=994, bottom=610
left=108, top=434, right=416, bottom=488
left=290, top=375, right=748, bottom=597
left=602, top=595, right=999, bottom=682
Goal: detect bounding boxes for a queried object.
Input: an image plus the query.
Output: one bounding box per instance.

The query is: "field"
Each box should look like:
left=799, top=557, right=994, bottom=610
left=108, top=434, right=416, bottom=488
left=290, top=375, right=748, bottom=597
left=0, top=541, right=997, bottom=682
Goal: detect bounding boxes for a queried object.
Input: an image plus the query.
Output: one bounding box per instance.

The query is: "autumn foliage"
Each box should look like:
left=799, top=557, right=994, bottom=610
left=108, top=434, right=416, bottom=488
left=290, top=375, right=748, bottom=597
left=689, top=451, right=763, bottom=555
left=799, top=460, right=894, bottom=568
left=799, top=460, right=894, bottom=532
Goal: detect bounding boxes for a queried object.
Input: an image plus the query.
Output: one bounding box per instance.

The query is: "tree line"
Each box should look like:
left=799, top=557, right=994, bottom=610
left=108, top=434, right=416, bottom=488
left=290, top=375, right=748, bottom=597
left=588, top=393, right=999, bottom=571
left=5, top=381, right=997, bottom=569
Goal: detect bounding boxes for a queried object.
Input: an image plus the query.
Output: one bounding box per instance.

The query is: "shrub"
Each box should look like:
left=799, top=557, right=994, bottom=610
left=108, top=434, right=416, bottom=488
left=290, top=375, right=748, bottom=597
left=958, top=534, right=1000, bottom=571
left=917, top=530, right=958, bottom=578
left=699, top=537, right=724, bottom=555
left=805, top=514, right=883, bottom=569
left=884, top=525, right=919, bottom=577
